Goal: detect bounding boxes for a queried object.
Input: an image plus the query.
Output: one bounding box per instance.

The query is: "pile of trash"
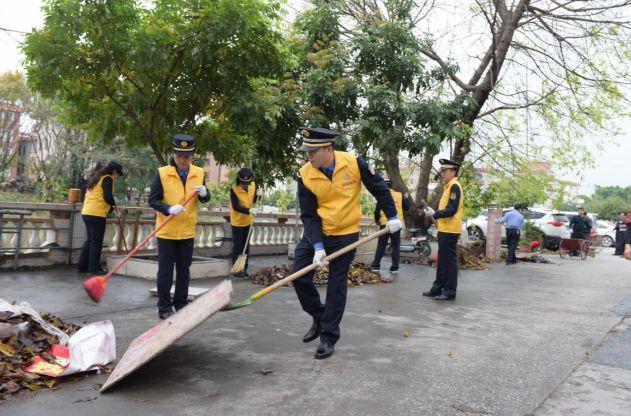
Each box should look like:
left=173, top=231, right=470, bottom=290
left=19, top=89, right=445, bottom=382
left=457, top=243, right=488, bottom=270
left=0, top=300, right=115, bottom=402
left=250, top=263, right=392, bottom=287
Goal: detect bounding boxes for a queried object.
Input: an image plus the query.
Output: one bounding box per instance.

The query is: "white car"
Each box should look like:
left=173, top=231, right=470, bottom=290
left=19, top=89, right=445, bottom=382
left=466, top=208, right=571, bottom=249
left=594, top=220, right=616, bottom=247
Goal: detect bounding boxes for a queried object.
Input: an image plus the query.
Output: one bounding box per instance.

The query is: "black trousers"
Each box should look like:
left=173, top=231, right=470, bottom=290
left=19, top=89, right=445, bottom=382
left=428, top=232, right=459, bottom=297
left=506, top=229, right=520, bottom=264
left=615, top=230, right=625, bottom=255
left=156, top=237, right=194, bottom=315
left=292, top=232, right=358, bottom=345
left=77, top=215, right=107, bottom=272
left=370, top=225, right=401, bottom=270
left=231, top=225, right=251, bottom=272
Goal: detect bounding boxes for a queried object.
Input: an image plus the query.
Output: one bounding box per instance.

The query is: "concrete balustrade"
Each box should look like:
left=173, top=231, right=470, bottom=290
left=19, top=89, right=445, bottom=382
left=0, top=201, right=378, bottom=270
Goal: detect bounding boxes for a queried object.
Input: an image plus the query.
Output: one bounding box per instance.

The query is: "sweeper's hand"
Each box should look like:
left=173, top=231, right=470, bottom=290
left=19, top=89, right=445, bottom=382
left=386, top=218, right=403, bottom=234
left=250, top=208, right=258, bottom=216
left=313, top=249, right=328, bottom=268
left=423, top=207, right=435, bottom=218
left=194, top=185, right=208, bottom=198
left=168, top=204, right=186, bottom=216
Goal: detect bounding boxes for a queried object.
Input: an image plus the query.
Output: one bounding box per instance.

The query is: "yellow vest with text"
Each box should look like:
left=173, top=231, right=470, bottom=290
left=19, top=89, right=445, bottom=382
left=299, top=151, right=362, bottom=236
left=437, top=177, right=463, bottom=234
left=230, top=182, right=256, bottom=227
left=155, top=165, right=204, bottom=240
left=81, top=175, right=113, bottom=218
left=379, top=189, right=404, bottom=226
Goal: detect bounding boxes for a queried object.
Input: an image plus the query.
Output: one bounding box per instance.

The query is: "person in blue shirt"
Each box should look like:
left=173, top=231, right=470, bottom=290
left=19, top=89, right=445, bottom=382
left=495, top=204, right=526, bottom=265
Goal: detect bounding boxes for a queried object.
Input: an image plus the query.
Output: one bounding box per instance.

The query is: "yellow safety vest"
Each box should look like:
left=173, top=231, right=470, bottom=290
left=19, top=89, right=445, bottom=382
left=230, top=182, right=257, bottom=227
left=299, top=151, right=362, bottom=236
left=379, top=189, right=404, bottom=226
left=81, top=175, right=113, bottom=218
left=155, top=165, right=204, bottom=240
left=437, top=177, right=463, bottom=234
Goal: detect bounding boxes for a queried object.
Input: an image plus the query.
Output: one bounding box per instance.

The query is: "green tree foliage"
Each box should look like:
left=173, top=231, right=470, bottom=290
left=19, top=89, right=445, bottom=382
left=582, top=186, right=631, bottom=221
left=0, top=71, right=30, bottom=103
left=22, top=0, right=296, bottom=184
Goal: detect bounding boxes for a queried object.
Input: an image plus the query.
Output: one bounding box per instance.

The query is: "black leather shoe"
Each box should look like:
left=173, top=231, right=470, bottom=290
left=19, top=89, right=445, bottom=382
left=302, top=321, right=321, bottom=343
left=231, top=271, right=250, bottom=279
left=314, top=341, right=334, bottom=359
left=159, top=311, right=174, bottom=320
left=433, top=294, right=456, bottom=301
left=422, top=291, right=440, bottom=297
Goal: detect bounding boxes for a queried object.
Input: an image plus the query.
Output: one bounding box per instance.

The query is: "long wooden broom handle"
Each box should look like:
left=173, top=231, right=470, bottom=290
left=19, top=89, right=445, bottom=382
left=241, top=198, right=261, bottom=256
left=103, top=192, right=198, bottom=281
left=248, top=227, right=389, bottom=302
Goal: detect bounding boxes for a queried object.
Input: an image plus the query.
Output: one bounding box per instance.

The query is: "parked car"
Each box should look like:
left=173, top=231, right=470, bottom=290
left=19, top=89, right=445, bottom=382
left=593, top=220, right=616, bottom=247
left=466, top=208, right=571, bottom=249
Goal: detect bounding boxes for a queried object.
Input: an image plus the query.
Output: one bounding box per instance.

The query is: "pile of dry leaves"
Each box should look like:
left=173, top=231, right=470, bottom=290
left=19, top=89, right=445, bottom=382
left=0, top=309, right=81, bottom=402
left=250, top=262, right=392, bottom=287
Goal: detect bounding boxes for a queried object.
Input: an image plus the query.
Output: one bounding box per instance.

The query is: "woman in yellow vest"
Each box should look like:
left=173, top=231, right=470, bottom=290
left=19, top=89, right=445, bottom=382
left=148, top=134, right=211, bottom=320
left=229, top=167, right=259, bottom=278
left=422, top=159, right=464, bottom=301
left=292, top=127, right=402, bottom=360
left=78, top=161, right=124, bottom=274
left=371, top=179, right=410, bottom=274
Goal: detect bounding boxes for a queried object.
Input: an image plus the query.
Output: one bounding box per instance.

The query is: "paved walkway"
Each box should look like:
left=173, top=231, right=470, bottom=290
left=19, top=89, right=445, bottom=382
left=1, top=250, right=630, bottom=415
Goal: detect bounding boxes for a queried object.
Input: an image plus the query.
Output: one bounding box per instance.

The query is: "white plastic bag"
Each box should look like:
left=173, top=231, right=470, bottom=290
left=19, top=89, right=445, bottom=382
left=61, top=320, right=116, bottom=375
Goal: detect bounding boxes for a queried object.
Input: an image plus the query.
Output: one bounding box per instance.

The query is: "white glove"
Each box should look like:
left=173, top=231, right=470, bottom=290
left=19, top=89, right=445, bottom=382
left=194, top=185, right=208, bottom=198
left=386, top=218, right=403, bottom=234
left=423, top=207, right=435, bottom=217
left=312, top=249, right=328, bottom=268
left=250, top=208, right=258, bottom=216
left=168, top=204, right=186, bottom=216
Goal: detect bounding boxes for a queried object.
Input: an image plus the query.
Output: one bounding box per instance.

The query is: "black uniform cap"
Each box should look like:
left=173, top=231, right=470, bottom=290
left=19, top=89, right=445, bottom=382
left=237, top=167, right=254, bottom=183
left=298, top=127, right=340, bottom=152
left=106, top=160, right=124, bottom=176
left=172, top=133, right=195, bottom=155
left=434, top=158, right=461, bottom=180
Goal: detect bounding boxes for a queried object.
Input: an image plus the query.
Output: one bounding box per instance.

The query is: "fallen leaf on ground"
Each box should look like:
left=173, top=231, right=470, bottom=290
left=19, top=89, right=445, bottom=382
left=402, top=331, right=410, bottom=338
left=260, top=368, right=273, bottom=375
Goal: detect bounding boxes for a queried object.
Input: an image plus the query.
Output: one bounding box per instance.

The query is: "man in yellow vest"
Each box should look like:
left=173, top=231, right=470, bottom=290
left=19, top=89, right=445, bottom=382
left=229, top=167, right=260, bottom=278
left=148, top=134, right=211, bottom=319
left=293, top=127, right=402, bottom=359
left=370, top=179, right=410, bottom=274
left=422, top=159, right=464, bottom=301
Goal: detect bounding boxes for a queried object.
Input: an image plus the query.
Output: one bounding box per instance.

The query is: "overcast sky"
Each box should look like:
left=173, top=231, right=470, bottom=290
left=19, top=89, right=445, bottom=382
left=1, top=0, right=629, bottom=195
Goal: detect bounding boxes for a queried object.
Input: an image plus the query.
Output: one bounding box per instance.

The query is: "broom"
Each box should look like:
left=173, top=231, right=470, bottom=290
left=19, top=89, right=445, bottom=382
left=83, top=192, right=197, bottom=303
left=229, top=213, right=256, bottom=275
left=223, top=227, right=390, bottom=311
left=114, top=208, right=130, bottom=254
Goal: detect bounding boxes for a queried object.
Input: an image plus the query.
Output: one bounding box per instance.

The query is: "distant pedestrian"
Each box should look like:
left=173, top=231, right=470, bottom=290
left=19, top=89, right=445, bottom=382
left=614, top=211, right=627, bottom=256
left=569, top=208, right=591, bottom=240
left=495, top=204, right=525, bottom=265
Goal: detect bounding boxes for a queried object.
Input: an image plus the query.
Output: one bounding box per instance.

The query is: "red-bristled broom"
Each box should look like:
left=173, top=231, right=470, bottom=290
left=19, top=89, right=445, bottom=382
left=83, top=193, right=197, bottom=303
